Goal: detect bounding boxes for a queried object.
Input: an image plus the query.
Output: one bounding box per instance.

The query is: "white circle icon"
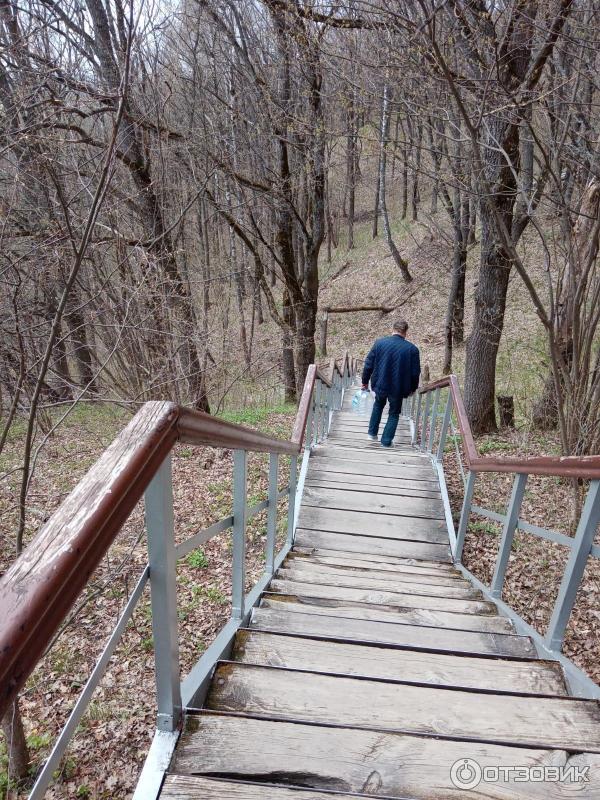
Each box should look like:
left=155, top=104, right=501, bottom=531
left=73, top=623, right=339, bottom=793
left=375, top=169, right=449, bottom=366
left=450, top=758, right=482, bottom=790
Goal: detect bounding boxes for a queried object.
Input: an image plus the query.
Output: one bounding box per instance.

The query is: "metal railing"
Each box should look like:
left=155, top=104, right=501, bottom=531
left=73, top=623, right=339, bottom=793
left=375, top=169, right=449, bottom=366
left=0, top=353, right=356, bottom=800
left=403, top=376, right=600, bottom=698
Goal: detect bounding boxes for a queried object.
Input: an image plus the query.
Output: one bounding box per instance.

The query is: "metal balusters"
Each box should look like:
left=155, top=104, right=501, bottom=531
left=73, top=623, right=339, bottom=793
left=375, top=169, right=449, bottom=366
left=314, top=380, right=323, bottom=443
left=412, top=392, right=422, bottom=445
left=420, top=391, right=432, bottom=451
left=546, top=480, right=600, bottom=651
left=231, top=449, right=248, bottom=619
left=265, top=453, right=279, bottom=575
left=287, top=454, right=298, bottom=545
left=428, top=388, right=440, bottom=453
left=455, top=470, right=476, bottom=562
left=436, top=391, right=453, bottom=462
left=144, top=455, right=182, bottom=731
left=490, top=473, right=528, bottom=599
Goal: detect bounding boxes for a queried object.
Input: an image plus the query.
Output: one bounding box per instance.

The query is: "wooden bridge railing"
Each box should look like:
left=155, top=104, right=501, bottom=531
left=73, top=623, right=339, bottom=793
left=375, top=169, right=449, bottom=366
left=0, top=352, right=356, bottom=800
left=404, top=376, right=600, bottom=697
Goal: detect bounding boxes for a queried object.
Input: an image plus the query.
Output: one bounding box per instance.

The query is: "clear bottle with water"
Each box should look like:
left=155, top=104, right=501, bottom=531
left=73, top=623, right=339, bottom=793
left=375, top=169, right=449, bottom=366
left=352, top=389, right=372, bottom=415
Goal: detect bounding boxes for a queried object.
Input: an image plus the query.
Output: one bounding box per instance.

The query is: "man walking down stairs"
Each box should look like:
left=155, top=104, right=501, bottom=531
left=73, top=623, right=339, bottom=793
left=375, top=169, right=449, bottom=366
left=361, top=319, right=420, bottom=447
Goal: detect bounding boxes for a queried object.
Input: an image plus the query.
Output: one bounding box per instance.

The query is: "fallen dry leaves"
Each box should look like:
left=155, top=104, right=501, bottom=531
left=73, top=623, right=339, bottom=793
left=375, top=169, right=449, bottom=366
left=0, top=406, right=294, bottom=799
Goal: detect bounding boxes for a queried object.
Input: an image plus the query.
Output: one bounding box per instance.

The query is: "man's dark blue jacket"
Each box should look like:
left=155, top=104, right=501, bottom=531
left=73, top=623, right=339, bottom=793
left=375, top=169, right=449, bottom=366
left=361, top=334, right=421, bottom=400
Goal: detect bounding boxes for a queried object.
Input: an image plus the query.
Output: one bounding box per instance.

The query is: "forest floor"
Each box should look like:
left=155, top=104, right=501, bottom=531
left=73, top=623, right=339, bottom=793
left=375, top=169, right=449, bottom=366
left=2, top=206, right=600, bottom=798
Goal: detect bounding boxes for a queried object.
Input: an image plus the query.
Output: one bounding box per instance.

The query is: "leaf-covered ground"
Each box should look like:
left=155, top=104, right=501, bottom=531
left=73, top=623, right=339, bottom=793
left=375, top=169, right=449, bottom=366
left=0, top=403, right=295, bottom=799
left=443, top=429, right=600, bottom=684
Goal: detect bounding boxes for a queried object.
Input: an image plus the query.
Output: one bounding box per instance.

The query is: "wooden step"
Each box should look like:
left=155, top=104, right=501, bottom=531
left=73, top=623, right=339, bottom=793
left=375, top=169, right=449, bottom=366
left=259, top=594, right=513, bottom=634
left=306, top=468, right=441, bottom=493
left=295, top=529, right=451, bottom=561
left=267, top=579, right=496, bottom=615
left=313, top=449, right=434, bottom=469
left=282, top=559, right=471, bottom=587
left=301, top=487, right=445, bottom=520
left=161, top=776, right=371, bottom=800
left=256, top=596, right=518, bottom=638
left=325, top=437, right=413, bottom=450
left=305, top=476, right=441, bottom=500
left=274, top=567, right=482, bottom=599
left=232, top=629, right=567, bottom=694
left=170, top=713, right=600, bottom=799
left=297, top=508, right=448, bottom=543
left=288, top=549, right=460, bottom=573
left=304, top=458, right=438, bottom=482
left=207, top=662, right=600, bottom=751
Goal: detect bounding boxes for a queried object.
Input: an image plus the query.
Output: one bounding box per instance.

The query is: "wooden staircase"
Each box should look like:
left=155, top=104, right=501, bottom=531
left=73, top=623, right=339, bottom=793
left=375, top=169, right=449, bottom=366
left=159, top=390, right=600, bottom=798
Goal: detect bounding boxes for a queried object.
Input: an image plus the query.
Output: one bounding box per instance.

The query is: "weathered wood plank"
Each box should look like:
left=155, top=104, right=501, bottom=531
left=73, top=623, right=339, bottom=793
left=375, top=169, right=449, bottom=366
left=160, top=776, right=368, bottom=800
left=296, top=509, right=448, bottom=544
left=306, top=458, right=437, bottom=482
left=325, top=437, right=413, bottom=449
left=301, top=487, right=445, bottom=520
left=250, top=604, right=531, bottom=656
left=283, top=559, right=470, bottom=587
left=295, top=529, right=451, bottom=562
left=274, top=568, right=482, bottom=599
left=232, top=630, right=567, bottom=695
left=267, top=579, right=497, bottom=615
left=304, top=477, right=441, bottom=500
left=207, top=663, right=600, bottom=751
left=259, top=595, right=514, bottom=634
left=171, top=713, right=600, bottom=799
left=288, top=549, right=459, bottom=573
left=306, top=469, right=440, bottom=493
left=314, top=449, right=433, bottom=469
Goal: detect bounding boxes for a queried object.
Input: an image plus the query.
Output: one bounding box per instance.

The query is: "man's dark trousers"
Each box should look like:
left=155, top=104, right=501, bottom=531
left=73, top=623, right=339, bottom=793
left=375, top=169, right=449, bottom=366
left=368, top=394, right=402, bottom=447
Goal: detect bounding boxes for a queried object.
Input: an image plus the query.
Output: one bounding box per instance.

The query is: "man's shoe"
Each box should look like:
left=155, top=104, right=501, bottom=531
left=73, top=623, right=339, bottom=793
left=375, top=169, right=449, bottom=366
left=380, top=442, right=392, bottom=448
left=368, top=434, right=378, bottom=441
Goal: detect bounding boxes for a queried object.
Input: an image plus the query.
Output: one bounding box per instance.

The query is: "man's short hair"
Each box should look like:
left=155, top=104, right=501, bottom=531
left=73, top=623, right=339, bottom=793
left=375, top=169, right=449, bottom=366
left=392, top=319, right=409, bottom=334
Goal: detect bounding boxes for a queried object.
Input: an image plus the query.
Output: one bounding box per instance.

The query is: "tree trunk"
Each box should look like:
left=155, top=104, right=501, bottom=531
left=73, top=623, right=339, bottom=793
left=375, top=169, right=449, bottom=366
left=464, top=206, right=512, bottom=433
left=379, top=84, right=412, bottom=283
left=295, top=297, right=317, bottom=393
left=2, top=700, right=30, bottom=784
left=443, top=229, right=467, bottom=374
left=282, top=289, right=297, bottom=403
left=346, top=97, right=356, bottom=250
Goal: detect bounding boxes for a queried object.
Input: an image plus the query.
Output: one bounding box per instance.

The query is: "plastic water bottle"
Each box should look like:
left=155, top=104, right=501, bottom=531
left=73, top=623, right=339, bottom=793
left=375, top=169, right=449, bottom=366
left=352, top=389, right=371, bottom=415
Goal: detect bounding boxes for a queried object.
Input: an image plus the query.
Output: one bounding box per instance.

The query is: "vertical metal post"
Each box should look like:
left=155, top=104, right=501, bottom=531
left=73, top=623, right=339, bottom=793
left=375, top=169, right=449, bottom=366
left=410, top=392, right=416, bottom=418
left=412, top=393, right=422, bottom=445
left=427, top=388, right=440, bottom=453
left=490, top=473, right=528, bottom=599
left=545, top=480, right=600, bottom=651
left=265, top=453, right=279, bottom=575
left=231, top=449, right=247, bottom=619
left=287, top=454, right=298, bottom=545
left=455, top=470, right=476, bottom=562
left=420, top=391, right=432, bottom=451
left=144, top=454, right=182, bottom=731
left=305, top=389, right=315, bottom=449
left=436, top=392, right=453, bottom=462
left=313, top=380, right=322, bottom=444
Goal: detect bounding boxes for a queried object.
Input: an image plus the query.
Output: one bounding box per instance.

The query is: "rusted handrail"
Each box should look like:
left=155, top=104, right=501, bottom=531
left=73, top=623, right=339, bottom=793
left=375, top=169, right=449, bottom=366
left=0, top=359, right=335, bottom=717
left=420, top=375, right=600, bottom=479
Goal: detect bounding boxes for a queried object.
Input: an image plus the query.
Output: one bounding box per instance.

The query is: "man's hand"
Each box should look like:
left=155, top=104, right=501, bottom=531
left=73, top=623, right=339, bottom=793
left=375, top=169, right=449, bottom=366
left=361, top=384, right=368, bottom=391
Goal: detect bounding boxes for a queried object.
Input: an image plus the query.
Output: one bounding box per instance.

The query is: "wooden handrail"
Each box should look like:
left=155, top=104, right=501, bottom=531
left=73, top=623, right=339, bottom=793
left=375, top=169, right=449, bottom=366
left=420, top=375, right=600, bottom=479
left=0, top=358, right=336, bottom=717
